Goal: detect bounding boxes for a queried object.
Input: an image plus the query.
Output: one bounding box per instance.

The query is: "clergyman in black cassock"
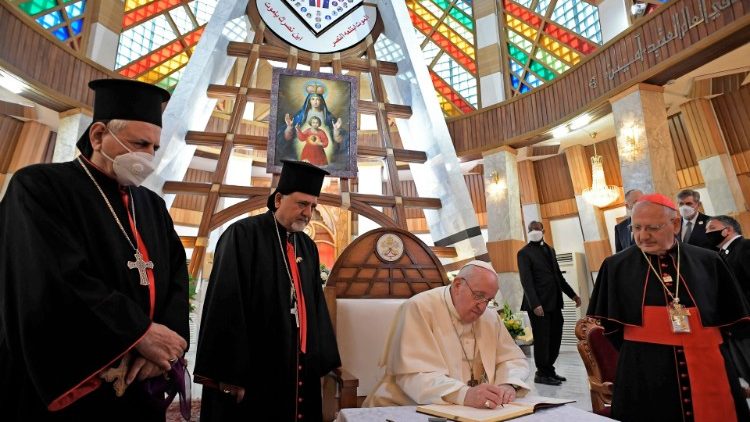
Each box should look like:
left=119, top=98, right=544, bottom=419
left=588, top=194, right=750, bottom=422
left=195, top=160, right=340, bottom=422
left=517, top=221, right=581, bottom=385
left=0, top=80, right=189, bottom=421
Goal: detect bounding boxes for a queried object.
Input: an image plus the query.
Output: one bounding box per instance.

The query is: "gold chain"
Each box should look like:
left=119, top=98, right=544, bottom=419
left=272, top=212, right=297, bottom=306
left=442, top=286, right=478, bottom=385
left=77, top=157, right=137, bottom=251
left=641, top=241, right=682, bottom=304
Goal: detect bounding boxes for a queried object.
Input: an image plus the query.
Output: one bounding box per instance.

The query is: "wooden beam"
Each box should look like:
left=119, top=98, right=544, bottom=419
left=226, top=42, right=399, bottom=76
left=163, top=181, right=441, bottom=208
left=184, top=131, right=427, bottom=163
left=206, top=85, right=412, bottom=118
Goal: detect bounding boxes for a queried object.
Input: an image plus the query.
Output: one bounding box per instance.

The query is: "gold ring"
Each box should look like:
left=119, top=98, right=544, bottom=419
left=484, top=400, right=492, bottom=408
left=168, top=357, right=177, bottom=363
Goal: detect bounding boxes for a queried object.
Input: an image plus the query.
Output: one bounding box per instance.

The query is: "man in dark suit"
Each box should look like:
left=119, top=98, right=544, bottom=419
left=706, top=215, right=750, bottom=384
left=677, top=189, right=714, bottom=249
left=614, top=189, right=643, bottom=252
left=517, top=221, right=581, bottom=386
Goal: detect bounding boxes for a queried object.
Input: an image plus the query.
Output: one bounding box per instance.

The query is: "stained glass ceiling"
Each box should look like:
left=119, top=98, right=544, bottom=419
left=16, top=0, right=88, bottom=51
left=115, top=0, right=218, bottom=92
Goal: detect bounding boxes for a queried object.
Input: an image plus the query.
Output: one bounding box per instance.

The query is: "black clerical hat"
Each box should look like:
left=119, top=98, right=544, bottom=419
left=76, top=79, right=170, bottom=157
left=267, top=160, right=330, bottom=211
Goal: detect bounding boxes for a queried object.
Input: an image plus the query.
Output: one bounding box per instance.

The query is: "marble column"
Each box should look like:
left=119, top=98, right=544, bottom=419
left=54, top=108, right=92, bottom=163
left=564, top=144, right=612, bottom=276
left=609, top=83, right=680, bottom=200
left=483, top=147, right=525, bottom=312
left=680, top=98, right=746, bottom=214
left=474, top=0, right=505, bottom=106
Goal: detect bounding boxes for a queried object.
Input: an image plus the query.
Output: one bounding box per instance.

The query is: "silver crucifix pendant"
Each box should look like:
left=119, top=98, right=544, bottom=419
left=127, top=250, right=154, bottom=286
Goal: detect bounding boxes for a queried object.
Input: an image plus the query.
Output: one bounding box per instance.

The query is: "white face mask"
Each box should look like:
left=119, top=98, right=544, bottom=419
left=679, top=205, right=696, bottom=219
left=101, top=128, right=156, bottom=187
left=528, top=230, right=544, bottom=242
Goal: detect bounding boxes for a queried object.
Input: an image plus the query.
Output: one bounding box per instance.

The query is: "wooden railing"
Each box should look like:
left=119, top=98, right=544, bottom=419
left=447, top=0, right=750, bottom=158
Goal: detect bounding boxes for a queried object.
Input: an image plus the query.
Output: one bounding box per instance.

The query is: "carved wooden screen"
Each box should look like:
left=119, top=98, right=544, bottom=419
left=328, top=227, right=449, bottom=299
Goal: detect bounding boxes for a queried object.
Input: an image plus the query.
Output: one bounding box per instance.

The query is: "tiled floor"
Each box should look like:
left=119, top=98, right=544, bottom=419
left=525, top=346, right=593, bottom=412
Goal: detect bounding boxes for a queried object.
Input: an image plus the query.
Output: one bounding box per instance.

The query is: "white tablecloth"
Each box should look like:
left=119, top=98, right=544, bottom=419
left=337, top=405, right=612, bottom=422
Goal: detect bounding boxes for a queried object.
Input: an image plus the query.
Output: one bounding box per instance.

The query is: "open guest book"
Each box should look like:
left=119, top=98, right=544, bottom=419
left=416, top=396, right=575, bottom=422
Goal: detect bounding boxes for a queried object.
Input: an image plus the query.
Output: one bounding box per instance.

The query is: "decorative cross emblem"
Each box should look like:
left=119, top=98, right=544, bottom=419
left=100, top=353, right=131, bottom=397
left=127, top=250, right=154, bottom=286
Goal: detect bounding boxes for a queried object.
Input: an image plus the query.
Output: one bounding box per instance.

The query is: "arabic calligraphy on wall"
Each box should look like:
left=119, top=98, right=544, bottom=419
left=257, top=0, right=378, bottom=53
left=591, top=0, right=742, bottom=86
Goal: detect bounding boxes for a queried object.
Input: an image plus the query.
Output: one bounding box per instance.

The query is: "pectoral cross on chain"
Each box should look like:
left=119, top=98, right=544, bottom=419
left=290, top=304, right=300, bottom=328
left=127, top=250, right=153, bottom=286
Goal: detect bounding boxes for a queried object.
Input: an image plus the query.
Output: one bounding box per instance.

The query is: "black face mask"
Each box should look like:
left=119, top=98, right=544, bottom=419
left=706, top=229, right=727, bottom=247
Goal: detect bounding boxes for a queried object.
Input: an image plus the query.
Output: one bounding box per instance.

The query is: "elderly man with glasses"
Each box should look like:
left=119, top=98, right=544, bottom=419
left=363, top=261, right=530, bottom=409
left=517, top=221, right=581, bottom=386
left=588, top=193, right=750, bottom=421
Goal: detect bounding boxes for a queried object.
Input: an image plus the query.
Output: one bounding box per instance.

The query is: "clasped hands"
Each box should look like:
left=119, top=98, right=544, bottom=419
left=128, top=323, right=187, bottom=385
left=464, top=383, right=516, bottom=409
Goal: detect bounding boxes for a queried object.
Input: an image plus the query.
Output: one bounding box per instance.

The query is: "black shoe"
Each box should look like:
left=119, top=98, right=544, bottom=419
left=552, top=373, right=567, bottom=382
left=534, top=375, right=562, bottom=386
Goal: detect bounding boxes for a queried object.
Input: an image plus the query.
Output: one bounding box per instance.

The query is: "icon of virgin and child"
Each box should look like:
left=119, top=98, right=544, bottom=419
left=277, top=80, right=348, bottom=170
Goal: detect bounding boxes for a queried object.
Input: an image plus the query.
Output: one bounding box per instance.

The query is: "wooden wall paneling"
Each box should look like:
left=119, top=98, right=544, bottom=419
left=669, top=113, right=699, bottom=170
left=680, top=99, right=725, bottom=159
left=564, top=145, right=593, bottom=195
left=7, top=121, right=51, bottom=172
left=486, top=239, right=526, bottom=273
left=713, top=84, right=750, bottom=155
left=733, top=150, right=750, bottom=175
left=518, top=160, right=539, bottom=205
left=533, top=154, right=575, bottom=204
left=539, top=198, right=579, bottom=219
left=0, top=115, right=24, bottom=173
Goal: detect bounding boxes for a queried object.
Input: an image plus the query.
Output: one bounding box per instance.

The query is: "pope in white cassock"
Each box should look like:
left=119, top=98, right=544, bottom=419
left=364, top=261, right=530, bottom=410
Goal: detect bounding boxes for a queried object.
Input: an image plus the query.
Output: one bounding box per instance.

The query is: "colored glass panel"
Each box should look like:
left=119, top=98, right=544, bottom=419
left=19, top=0, right=57, bottom=15
left=535, top=0, right=551, bottom=15
left=65, top=0, right=85, bottom=19
left=433, top=53, right=477, bottom=106
left=506, top=28, right=533, bottom=54
left=52, top=26, right=70, bottom=40
left=123, top=0, right=182, bottom=29
left=36, top=10, right=64, bottom=29
left=550, top=0, right=602, bottom=44
left=409, top=0, right=477, bottom=114
left=505, top=16, right=537, bottom=42
left=528, top=60, right=555, bottom=81
left=513, top=0, right=534, bottom=9
left=192, top=0, right=218, bottom=25
left=125, top=0, right=153, bottom=12
left=70, top=18, right=83, bottom=35
left=534, top=48, right=569, bottom=73
left=169, top=6, right=194, bottom=34
left=116, top=14, right=176, bottom=67
left=503, top=0, right=600, bottom=96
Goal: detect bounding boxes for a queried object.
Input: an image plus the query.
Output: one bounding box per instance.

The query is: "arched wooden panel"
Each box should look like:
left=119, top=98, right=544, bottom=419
left=328, top=227, right=449, bottom=299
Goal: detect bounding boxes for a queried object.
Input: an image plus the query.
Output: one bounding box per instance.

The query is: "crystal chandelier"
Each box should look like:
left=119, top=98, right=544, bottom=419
left=582, top=142, right=619, bottom=208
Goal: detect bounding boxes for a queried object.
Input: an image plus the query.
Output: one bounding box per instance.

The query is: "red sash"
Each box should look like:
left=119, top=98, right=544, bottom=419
left=624, top=306, right=736, bottom=422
